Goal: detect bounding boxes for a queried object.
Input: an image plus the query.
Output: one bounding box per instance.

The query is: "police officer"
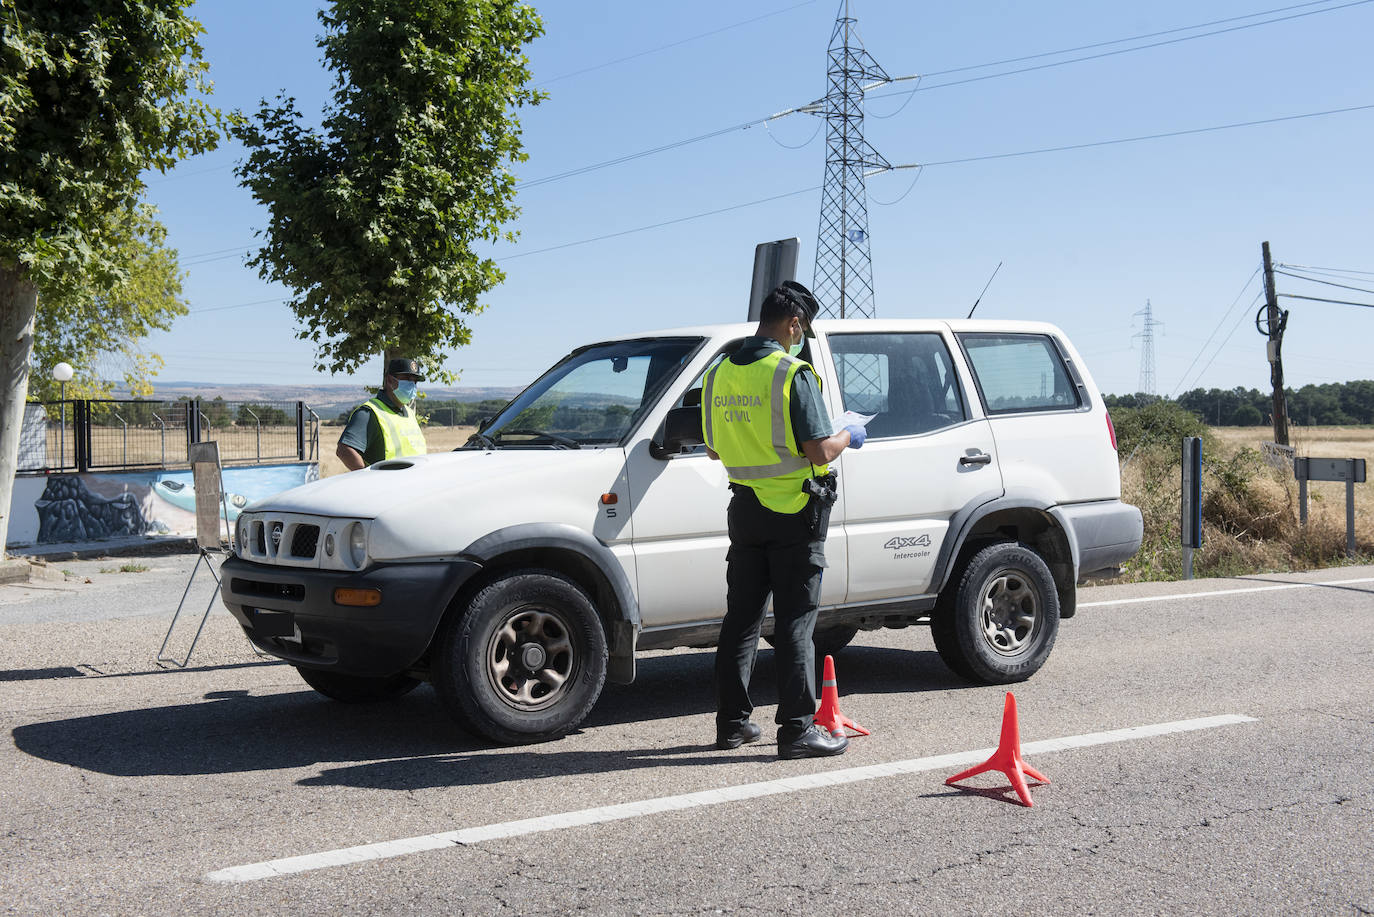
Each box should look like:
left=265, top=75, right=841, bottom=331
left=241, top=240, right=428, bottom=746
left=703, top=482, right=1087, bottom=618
left=336, top=357, right=428, bottom=471
left=702, top=281, right=867, bottom=759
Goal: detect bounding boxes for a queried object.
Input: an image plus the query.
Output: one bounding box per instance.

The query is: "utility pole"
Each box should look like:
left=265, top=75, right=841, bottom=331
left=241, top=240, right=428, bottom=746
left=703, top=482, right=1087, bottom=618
left=1259, top=241, right=1290, bottom=445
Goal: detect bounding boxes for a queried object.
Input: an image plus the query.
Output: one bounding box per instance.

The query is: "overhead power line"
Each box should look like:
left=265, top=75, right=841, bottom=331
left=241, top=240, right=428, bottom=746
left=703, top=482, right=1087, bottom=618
left=915, top=0, right=1345, bottom=80
left=869, top=103, right=1374, bottom=174
left=866, top=0, right=1374, bottom=101
left=177, top=101, right=1374, bottom=281
left=1274, top=269, right=1374, bottom=296
left=1278, top=292, right=1374, bottom=308
left=535, top=1, right=818, bottom=87
left=516, top=0, right=1372, bottom=192
left=1275, top=262, right=1374, bottom=276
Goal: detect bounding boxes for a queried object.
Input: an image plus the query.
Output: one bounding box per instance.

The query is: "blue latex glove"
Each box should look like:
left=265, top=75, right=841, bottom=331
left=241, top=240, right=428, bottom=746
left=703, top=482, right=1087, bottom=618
left=844, top=424, right=866, bottom=449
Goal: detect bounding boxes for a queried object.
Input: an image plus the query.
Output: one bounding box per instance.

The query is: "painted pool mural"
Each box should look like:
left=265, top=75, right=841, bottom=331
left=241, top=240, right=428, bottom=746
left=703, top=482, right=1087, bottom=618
left=27, top=463, right=318, bottom=543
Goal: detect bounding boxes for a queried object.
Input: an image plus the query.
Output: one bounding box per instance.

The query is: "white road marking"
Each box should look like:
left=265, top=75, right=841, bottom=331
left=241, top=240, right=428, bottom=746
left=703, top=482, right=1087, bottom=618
left=206, top=712, right=1257, bottom=884
left=1079, top=577, right=1374, bottom=609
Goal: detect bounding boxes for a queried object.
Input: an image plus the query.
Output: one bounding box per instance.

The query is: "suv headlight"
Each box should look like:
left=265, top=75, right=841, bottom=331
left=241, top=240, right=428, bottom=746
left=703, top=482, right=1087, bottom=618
left=347, top=522, right=367, bottom=568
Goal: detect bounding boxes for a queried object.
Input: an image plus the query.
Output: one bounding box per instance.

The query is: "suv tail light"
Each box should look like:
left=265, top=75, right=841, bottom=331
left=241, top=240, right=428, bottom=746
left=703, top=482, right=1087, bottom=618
left=1105, top=410, right=1118, bottom=451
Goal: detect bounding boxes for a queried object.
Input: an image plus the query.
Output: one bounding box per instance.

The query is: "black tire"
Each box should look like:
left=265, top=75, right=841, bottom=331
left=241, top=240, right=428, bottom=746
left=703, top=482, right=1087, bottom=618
left=763, top=623, right=858, bottom=658
left=931, top=542, right=1059, bottom=684
left=434, top=570, right=607, bottom=745
left=295, top=667, right=421, bottom=703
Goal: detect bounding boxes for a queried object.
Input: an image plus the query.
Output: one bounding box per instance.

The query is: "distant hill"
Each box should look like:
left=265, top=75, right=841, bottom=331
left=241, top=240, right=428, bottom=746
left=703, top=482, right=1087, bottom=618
left=118, top=382, right=524, bottom=418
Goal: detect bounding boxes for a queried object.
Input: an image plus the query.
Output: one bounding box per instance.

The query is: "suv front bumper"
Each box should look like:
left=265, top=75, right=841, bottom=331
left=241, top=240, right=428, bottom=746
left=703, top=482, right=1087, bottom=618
left=219, top=556, right=480, bottom=677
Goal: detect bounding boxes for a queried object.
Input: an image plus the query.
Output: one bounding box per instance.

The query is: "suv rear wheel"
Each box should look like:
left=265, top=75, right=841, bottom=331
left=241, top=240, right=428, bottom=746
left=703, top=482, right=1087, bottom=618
left=932, top=542, right=1059, bottom=683
left=434, top=570, right=607, bottom=745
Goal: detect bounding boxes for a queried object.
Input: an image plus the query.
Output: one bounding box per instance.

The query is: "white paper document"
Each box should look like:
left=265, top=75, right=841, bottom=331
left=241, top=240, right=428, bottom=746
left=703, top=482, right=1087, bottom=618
left=832, top=411, right=876, bottom=434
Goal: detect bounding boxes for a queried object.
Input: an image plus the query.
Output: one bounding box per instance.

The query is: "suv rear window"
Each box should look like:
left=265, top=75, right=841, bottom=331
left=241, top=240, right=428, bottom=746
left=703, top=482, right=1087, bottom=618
left=959, top=333, right=1081, bottom=414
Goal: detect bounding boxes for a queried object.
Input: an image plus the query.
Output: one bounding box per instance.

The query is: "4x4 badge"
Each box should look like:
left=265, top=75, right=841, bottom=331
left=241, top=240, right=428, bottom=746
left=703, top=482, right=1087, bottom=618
left=884, top=535, right=931, bottom=550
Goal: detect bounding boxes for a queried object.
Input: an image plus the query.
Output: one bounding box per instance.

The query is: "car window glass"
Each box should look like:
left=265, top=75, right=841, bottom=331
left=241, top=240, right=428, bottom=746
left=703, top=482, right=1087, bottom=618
left=486, top=337, right=700, bottom=446
left=826, top=333, right=968, bottom=438
left=958, top=333, right=1081, bottom=413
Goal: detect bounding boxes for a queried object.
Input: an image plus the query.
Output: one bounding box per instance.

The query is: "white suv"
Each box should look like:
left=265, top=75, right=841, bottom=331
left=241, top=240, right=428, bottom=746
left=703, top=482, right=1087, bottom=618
left=221, top=319, right=1141, bottom=744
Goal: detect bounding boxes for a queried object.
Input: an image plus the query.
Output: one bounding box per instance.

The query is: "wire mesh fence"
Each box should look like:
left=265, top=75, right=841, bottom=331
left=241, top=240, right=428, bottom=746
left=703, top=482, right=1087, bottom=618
left=17, top=399, right=318, bottom=473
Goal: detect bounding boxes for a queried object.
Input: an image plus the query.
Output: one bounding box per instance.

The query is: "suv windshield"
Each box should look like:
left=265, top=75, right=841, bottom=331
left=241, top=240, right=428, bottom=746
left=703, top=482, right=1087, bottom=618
left=474, top=337, right=702, bottom=448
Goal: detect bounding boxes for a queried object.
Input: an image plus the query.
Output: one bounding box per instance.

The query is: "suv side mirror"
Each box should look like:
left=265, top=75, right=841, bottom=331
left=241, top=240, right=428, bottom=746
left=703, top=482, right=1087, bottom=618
left=651, top=405, right=704, bottom=460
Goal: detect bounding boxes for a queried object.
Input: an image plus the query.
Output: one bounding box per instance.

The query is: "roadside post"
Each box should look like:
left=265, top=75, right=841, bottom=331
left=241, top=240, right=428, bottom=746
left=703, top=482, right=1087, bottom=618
left=1181, top=437, right=1203, bottom=579
left=1294, top=457, right=1367, bottom=559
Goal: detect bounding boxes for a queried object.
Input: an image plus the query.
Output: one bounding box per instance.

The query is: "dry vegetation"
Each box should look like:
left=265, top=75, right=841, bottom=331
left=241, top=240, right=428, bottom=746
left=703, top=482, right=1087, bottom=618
left=1118, top=423, right=1373, bottom=581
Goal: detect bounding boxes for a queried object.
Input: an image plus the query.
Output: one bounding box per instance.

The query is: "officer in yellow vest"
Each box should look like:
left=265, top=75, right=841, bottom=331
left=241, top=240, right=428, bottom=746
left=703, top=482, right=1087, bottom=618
left=336, top=358, right=428, bottom=471
left=702, top=281, right=867, bottom=759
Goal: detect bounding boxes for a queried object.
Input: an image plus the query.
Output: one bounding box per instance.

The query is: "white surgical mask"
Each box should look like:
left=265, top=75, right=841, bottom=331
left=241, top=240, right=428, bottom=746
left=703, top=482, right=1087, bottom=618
left=395, top=380, right=418, bottom=404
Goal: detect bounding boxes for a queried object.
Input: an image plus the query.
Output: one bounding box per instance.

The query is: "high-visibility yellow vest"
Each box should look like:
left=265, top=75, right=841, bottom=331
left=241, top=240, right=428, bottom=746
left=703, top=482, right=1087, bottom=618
left=702, top=350, right=827, bottom=514
left=355, top=397, right=427, bottom=460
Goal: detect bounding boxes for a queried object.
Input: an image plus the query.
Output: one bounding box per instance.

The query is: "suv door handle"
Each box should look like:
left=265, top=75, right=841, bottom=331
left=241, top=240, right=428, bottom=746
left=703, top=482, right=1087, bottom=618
left=959, top=451, right=992, bottom=466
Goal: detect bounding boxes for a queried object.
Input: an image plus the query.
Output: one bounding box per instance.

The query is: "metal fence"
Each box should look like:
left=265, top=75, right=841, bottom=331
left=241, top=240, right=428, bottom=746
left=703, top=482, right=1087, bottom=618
left=17, top=399, right=319, bottom=474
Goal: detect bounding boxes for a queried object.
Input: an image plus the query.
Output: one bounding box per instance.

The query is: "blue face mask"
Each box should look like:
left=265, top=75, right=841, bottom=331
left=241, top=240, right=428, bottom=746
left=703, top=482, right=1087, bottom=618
left=395, top=380, right=418, bottom=404
left=788, top=341, right=804, bottom=358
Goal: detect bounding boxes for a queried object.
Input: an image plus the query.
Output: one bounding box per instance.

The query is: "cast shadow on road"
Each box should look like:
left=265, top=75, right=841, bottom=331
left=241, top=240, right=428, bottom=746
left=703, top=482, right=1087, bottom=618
left=11, top=644, right=965, bottom=788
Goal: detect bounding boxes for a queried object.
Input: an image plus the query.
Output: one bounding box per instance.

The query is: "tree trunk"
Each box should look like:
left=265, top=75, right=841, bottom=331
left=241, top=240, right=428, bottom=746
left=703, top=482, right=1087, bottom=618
left=0, top=264, right=39, bottom=559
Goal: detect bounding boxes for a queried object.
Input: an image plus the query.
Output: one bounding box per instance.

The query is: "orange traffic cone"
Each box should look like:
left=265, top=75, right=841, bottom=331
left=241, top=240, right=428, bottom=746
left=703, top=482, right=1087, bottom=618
left=812, top=654, right=869, bottom=738
left=945, top=692, right=1049, bottom=807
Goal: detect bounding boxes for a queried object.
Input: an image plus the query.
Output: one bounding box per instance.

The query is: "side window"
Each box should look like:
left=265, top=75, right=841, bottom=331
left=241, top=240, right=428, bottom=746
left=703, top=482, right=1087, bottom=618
left=958, top=333, right=1081, bottom=414
left=827, top=333, right=968, bottom=438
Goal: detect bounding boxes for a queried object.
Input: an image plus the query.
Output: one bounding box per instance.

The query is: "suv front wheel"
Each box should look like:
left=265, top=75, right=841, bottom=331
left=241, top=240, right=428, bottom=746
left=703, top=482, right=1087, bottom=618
left=434, top=570, right=608, bottom=745
left=932, top=542, right=1059, bottom=683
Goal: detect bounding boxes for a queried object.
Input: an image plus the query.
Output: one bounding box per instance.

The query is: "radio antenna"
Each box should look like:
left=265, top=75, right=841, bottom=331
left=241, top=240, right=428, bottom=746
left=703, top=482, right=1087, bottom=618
left=967, top=261, right=1003, bottom=319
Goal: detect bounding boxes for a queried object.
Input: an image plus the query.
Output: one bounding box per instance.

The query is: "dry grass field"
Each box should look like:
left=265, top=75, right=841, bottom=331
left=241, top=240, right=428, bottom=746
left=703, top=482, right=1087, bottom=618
left=1119, top=424, right=1373, bottom=581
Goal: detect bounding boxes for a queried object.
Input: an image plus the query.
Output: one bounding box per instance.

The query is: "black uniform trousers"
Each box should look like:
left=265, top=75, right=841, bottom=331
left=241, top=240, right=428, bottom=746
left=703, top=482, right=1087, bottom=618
left=715, top=483, right=829, bottom=741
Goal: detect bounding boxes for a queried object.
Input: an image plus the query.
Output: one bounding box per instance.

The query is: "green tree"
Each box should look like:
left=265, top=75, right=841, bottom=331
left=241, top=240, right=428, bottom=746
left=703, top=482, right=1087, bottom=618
left=233, top=0, right=544, bottom=378
left=0, top=0, right=223, bottom=553
left=27, top=207, right=188, bottom=401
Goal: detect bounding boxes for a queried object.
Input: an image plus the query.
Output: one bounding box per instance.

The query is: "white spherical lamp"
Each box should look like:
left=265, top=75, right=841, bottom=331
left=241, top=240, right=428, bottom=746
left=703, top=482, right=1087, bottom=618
left=51, top=362, right=74, bottom=382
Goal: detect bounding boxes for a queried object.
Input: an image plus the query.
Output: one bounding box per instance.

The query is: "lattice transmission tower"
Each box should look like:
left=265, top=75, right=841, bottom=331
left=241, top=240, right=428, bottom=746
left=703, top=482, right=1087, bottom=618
left=1132, top=300, right=1165, bottom=396
left=810, top=0, right=892, bottom=319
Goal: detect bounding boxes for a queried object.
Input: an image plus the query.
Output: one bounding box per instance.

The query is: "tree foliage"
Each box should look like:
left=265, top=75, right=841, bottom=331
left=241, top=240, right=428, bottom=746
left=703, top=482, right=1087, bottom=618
left=1, top=0, right=222, bottom=291
left=0, top=0, right=223, bottom=554
left=233, top=0, right=545, bottom=377
left=28, top=206, right=189, bottom=400
left=1106, top=381, right=1374, bottom=427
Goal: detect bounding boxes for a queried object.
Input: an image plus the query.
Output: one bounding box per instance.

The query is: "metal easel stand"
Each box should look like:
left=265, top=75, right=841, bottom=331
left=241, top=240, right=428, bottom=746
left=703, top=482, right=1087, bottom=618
left=157, top=546, right=224, bottom=668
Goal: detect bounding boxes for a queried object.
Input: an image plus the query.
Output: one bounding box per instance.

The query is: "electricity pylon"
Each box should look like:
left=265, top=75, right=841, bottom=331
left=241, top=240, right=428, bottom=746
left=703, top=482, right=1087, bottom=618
left=1132, top=300, right=1164, bottom=397
left=810, top=0, right=892, bottom=319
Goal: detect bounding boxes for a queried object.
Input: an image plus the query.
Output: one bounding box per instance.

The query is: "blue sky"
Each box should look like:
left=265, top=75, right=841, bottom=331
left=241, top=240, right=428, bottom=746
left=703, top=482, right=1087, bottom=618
left=138, top=0, right=1374, bottom=397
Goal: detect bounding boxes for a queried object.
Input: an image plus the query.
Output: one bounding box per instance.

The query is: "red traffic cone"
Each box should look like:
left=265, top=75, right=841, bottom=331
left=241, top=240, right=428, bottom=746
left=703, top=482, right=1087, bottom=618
left=945, top=692, right=1049, bottom=807
left=812, top=654, right=869, bottom=738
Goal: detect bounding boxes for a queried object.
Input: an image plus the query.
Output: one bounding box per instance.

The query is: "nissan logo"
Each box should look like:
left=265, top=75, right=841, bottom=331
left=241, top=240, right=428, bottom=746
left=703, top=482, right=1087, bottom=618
left=270, top=522, right=284, bottom=550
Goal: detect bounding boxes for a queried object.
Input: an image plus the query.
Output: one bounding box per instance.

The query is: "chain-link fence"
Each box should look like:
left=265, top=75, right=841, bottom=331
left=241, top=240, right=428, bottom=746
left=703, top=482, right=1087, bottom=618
left=17, top=399, right=319, bottom=473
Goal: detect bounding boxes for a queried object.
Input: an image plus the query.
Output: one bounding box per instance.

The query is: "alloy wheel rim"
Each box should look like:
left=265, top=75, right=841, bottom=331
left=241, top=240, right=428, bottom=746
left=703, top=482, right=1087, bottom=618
left=978, top=569, right=1039, bottom=657
left=485, top=605, right=577, bottom=711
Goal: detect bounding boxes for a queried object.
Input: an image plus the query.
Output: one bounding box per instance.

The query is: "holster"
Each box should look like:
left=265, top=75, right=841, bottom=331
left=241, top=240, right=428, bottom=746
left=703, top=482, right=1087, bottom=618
left=802, top=471, right=839, bottom=540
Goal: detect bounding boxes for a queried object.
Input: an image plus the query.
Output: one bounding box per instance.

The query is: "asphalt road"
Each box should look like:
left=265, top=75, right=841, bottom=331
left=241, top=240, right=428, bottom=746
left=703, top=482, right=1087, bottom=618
left=1, top=560, right=1371, bottom=916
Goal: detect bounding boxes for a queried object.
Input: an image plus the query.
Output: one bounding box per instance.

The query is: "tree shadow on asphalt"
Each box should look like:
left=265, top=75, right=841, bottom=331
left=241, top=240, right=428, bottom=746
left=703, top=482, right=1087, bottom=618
left=10, top=644, right=966, bottom=786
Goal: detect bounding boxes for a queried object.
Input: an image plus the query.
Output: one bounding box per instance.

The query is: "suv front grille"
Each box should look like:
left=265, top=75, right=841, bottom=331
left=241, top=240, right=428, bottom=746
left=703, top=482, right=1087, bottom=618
left=290, top=524, right=320, bottom=558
